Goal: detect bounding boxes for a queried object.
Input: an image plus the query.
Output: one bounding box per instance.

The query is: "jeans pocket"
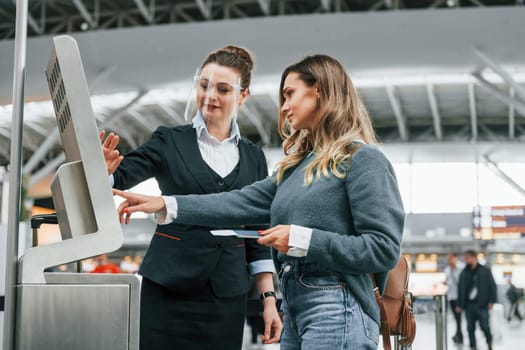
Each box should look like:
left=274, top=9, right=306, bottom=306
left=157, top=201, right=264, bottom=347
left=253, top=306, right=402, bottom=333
left=297, top=274, right=344, bottom=290
left=360, top=307, right=380, bottom=345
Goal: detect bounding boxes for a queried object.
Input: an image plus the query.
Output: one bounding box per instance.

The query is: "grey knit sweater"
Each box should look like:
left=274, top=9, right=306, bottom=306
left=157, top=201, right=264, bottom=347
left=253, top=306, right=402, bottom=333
left=174, top=144, right=405, bottom=324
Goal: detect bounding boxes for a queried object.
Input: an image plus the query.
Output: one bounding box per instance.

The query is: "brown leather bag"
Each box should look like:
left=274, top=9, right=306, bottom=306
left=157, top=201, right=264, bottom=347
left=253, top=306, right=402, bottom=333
left=371, top=255, right=416, bottom=350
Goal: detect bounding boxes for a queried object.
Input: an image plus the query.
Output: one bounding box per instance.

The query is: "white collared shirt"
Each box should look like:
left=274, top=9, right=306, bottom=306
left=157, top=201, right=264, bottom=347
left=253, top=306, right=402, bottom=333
left=192, top=112, right=240, bottom=177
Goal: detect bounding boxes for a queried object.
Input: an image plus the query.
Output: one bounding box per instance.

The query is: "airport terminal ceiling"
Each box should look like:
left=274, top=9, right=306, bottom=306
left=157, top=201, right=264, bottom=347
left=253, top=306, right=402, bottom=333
left=0, top=1, right=525, bottom=187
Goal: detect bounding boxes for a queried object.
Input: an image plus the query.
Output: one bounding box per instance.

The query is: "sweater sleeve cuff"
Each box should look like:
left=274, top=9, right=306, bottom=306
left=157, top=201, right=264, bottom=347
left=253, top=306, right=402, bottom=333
left=154, top=196, right=178, bottom=225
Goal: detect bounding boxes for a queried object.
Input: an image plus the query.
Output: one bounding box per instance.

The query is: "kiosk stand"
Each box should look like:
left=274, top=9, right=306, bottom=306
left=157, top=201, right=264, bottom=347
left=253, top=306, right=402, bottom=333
left=14, top=35, right=139, bottom=350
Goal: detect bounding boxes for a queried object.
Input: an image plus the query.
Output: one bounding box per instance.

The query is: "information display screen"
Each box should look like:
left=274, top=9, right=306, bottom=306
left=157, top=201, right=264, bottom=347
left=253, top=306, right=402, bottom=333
left=472, top=205, right=525, bottom=240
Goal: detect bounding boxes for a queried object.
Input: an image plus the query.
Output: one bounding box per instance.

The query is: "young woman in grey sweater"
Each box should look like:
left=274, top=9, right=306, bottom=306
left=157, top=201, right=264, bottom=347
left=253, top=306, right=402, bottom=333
left=114, top=54, right=405, bottom=350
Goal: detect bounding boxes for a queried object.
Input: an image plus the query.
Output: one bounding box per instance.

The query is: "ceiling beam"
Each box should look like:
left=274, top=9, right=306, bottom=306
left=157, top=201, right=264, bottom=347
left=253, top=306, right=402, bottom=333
left=467, top=0, right=485, bottom=7
left=22, top=127, right=60, bottom=176
left=72, top=0, right=97, bottom=28
left=369, top=0, right=383, bottom=11
left=278, top=1, right=286, bottom=15
left=386, top=84, right=408, bottom=142
left=0, top=142, right=9, bottom=160
left=127, top=109, right=156, bottom=133
left=133, top=0, right=154, bottom=24
left=257, top=0, right=270, bottom=15
left=228, top=4, right=248, bottom=17
left=320, top=0, right=331, bottom=11
left=27, top=13, right=43, bottom=34
left=88, top=65, right=117, bottom=91
left=174, top=4, right=197, bottom=22
left=426, top=83, right=443, bottom=141
left=472, top=71, right=525, bottom=116
left=23, top=121, right=49, bottom=137
left=430, top=0, right=447, bottom=8
left=195, top=0, right=211, bottom=19
left=102, top=90, right=149, bottom=129
left=479, top=124, right=499, bottom=141
left=0, top=127, right=11, bottom=138
left=47, top=20, right=67, bottom=34
left=509, top=87, right=515, bottom=139
left=97, top=16, right=117, bottom=29
left=468, top=83, right=478, bottom=141
left=157, top=103, right=185, bottom=125
left=121, top=12, right=141, bottom=26
left=473, top=47, right=525, bottom=102
left=483, top=154, right=525, bottom=197
left=370, top=0, right=391, bottom=11
left=332, top=0, right=344, bottom=11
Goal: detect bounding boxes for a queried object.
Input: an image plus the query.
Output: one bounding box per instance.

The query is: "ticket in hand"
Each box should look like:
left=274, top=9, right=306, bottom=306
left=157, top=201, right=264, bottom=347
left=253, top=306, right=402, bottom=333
left=210, top=229, right=263, bottom=239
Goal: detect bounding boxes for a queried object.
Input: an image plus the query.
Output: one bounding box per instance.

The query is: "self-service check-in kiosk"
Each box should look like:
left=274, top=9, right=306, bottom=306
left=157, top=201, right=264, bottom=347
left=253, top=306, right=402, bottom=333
left=14, top=35, right=139, bottom=350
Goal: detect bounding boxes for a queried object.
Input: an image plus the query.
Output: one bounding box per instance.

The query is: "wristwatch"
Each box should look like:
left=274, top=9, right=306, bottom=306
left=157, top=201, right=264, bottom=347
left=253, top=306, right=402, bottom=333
left=260, top=291, right=277, bottom=301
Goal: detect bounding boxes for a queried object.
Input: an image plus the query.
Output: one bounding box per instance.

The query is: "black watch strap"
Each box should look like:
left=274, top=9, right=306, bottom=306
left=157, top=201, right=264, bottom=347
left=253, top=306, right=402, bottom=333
left=260, top=291, right=277, bottom=301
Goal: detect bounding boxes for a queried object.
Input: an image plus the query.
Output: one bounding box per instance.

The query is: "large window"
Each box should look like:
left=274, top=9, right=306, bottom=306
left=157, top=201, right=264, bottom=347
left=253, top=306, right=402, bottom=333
left=393, top=162, right=525, bottom=213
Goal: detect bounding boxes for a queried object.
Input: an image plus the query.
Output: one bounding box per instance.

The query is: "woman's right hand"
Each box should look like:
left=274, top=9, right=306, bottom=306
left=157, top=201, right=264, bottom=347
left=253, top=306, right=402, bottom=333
left=100, top=130, right=123, bottom=175
left=113, top=189, right=167, bottom=224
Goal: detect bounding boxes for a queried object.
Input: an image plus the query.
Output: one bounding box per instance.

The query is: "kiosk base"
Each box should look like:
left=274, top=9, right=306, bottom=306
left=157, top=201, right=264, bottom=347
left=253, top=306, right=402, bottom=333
left=15, top=272, right=140, bottom=350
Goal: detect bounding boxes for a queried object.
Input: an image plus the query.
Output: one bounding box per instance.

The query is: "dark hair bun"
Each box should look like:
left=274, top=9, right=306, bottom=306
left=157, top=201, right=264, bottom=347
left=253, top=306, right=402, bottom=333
left=221, top=45, right=254, bottom=72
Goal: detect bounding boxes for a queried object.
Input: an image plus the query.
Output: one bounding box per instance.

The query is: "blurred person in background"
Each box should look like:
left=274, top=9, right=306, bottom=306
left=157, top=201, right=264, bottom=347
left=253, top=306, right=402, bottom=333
left=506, top=278, right=523, bottom=323
left=101, top=45, right=282, bottom=350
left=90, top=254, right=121, bottom=274
left=457, top=250, right=497, bottom=350
left=119, top=255, right=140, bottom=274
left=445, top=251, right=465, bottom=344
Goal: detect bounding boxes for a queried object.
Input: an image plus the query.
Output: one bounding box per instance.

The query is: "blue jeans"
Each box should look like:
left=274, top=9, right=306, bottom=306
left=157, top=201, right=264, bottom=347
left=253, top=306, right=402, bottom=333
left=279, top=260, right=379, bottom=350
left=465, top=303, right=492, bottom=348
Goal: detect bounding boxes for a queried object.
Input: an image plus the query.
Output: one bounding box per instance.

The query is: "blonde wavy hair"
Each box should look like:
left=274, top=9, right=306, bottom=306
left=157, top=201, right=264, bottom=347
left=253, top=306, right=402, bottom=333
left=275, top=54, right=378, bottom=185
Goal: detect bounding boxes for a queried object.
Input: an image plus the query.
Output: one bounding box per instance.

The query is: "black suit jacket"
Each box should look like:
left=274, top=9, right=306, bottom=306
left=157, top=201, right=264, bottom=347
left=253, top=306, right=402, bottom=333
left=113, top=125, right=271, bottom=297
left=458, top=263, right=497, bottom=308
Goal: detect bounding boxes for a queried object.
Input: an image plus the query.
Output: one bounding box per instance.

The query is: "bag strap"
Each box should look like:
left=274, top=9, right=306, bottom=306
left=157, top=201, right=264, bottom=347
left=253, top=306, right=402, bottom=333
left=370, top=274, right=392, bottom=350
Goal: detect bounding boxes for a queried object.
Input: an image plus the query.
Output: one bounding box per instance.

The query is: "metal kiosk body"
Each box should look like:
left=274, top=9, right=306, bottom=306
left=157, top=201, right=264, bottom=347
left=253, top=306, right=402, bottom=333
left=14, top=35, right=140, bottom=350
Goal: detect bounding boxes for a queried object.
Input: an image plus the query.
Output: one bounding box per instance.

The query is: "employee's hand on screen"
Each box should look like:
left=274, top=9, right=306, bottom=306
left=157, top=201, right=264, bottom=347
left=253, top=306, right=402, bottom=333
left=100, top=130, right=123, bottom=175
left=113, top=189, right=167, bottom=224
